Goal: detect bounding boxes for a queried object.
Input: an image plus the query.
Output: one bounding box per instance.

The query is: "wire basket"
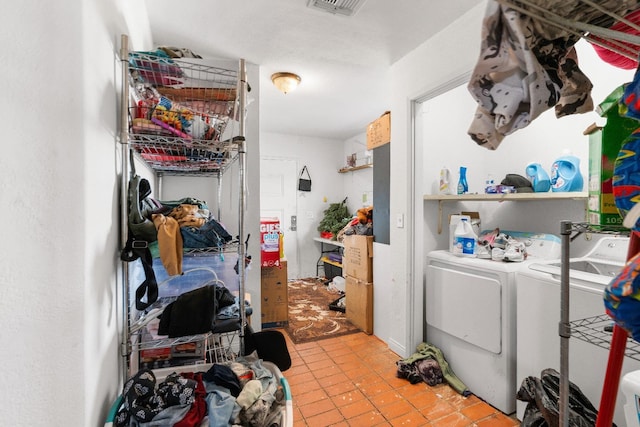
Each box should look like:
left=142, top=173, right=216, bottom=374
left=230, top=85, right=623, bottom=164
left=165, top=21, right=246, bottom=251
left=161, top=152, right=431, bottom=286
left=127, top=50, right=241, bottom=174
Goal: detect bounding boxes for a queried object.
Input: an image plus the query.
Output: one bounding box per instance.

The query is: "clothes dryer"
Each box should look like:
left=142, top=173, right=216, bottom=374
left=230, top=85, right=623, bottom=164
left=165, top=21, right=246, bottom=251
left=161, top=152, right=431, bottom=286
left=516, top=235, right=637, bottom=426
left=426, top=231, right=561, bottom=414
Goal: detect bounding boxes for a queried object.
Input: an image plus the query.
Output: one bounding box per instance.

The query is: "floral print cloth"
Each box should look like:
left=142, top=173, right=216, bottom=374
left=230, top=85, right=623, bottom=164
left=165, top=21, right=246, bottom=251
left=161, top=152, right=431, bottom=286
left=467, top=0, right=640, bottom=150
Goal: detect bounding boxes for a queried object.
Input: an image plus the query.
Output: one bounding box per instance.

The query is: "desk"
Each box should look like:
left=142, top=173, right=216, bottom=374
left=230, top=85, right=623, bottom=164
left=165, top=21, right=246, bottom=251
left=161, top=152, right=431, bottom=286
left=313, top=237, right=343, bottom=276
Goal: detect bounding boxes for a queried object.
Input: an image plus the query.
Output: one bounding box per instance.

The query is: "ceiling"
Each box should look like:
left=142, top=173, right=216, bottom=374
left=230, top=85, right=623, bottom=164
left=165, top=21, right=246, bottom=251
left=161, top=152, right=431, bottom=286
left=144, top=0, right=483, bottom=140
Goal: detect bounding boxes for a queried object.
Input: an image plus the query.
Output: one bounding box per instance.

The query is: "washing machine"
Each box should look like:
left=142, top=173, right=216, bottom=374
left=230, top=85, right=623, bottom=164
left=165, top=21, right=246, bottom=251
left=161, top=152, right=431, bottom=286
left=516, top=235, right=638, bottom=426
left=425, top=231, right=561, bottom=414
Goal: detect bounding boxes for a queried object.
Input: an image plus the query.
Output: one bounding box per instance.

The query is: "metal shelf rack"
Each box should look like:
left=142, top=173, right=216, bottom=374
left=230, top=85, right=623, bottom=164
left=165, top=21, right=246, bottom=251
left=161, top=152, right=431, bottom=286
left=558, top=221, right=633, bottom=427
left=118, top=34, right=249, bottom=381
left=569, top=314, right=640, bottom=361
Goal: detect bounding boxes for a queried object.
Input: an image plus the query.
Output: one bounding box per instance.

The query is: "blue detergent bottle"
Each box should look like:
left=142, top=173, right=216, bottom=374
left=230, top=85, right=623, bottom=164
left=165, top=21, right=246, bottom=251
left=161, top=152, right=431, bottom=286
left=525, top=163, right=551, bottom=192
left=550, top=154, right=583, bottom=192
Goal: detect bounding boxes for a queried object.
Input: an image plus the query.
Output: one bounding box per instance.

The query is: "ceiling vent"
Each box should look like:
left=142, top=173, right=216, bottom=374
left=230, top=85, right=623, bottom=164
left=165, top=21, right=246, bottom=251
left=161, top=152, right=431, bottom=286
left=307, top=0, right=367, bottom=16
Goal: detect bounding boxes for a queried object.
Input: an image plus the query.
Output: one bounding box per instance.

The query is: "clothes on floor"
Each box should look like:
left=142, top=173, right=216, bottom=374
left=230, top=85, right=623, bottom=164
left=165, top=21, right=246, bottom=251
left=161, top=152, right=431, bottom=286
left=397, top=342, right=471, bottom=396
left=397, top=357, right=444, bottom=386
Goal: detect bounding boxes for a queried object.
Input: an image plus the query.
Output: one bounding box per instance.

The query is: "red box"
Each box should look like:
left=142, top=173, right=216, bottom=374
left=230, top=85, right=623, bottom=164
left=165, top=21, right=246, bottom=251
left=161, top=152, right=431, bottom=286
left=260, top=218, right=281, bottom=268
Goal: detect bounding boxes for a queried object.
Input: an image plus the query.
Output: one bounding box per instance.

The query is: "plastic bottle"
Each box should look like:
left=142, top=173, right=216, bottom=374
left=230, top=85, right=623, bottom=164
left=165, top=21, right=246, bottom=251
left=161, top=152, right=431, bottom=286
left=550, top=154, right=583, bottom=192
left=457, top=166, right=468, bottom=195
left=279, top=233, right=285, bottom=259
left=525, top=163, right=551, bottom=192
left=439, top=167, right=452, bottom=195
left=453, top=218, right=477, bottom=256
left=485, top=173, right=496, bottom=194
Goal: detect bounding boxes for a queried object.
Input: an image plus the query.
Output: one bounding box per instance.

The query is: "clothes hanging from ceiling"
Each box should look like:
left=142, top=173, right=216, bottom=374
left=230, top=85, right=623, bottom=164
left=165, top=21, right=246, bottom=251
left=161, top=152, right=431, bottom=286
left=467, top=0, right=598, bottom=150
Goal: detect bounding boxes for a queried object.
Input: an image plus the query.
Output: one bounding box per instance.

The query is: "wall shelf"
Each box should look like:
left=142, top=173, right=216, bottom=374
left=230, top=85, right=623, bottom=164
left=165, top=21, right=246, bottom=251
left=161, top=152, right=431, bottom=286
left=338, top=164, right=373, bottom=173
left=424, top=192, right=588, bottom=233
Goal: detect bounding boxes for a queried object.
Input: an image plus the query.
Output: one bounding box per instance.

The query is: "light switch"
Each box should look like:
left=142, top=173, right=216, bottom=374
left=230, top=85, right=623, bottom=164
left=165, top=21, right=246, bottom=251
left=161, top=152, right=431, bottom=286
left=396, top=213, right=404, bottom=228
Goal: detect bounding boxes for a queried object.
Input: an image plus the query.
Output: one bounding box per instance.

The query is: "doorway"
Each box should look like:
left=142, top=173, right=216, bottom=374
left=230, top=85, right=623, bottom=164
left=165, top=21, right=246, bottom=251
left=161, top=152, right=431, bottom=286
left=260, top=157, right=300, bottom=278
left=409, top=73, right=471, bottom=349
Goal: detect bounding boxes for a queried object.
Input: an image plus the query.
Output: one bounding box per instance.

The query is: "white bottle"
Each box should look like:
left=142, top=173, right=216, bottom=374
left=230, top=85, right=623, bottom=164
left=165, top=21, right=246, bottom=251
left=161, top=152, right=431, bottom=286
left=439, top=167, right=452, bottom=195
left=452, top=218, right=477, bottom=257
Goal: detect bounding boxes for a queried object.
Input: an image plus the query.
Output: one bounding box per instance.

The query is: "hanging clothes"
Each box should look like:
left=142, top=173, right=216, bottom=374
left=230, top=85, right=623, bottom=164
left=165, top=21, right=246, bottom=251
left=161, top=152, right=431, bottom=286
left=467, top=0, right=595, bottom=150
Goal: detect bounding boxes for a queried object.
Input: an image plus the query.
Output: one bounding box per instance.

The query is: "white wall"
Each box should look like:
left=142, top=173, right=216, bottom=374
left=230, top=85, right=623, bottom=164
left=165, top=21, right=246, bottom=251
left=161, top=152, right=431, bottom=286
left=0, top=0, right=152, bottom=425
left=0, top=1, right=262, bottom=424
left=260, top=132, right=345, bottom=278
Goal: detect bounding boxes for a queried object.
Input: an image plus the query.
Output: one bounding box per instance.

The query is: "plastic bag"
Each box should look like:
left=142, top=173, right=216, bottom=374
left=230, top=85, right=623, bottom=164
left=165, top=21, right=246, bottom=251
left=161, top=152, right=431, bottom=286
left=517, top=368, right=613, bottom=427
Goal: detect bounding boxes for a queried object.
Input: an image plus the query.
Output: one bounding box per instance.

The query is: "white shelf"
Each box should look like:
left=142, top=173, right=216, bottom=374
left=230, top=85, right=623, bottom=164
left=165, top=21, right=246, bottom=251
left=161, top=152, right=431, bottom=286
left=313, top=236, right=344, bottom=247
left=424, top=192, right=587, bottom=202
left=424, top=191, right=588, bottom=233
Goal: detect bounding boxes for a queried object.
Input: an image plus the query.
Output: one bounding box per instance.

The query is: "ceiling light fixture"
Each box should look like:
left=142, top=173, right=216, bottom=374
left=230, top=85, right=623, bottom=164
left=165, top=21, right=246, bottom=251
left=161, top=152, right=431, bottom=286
left=271, top=72, right=301, bottom=94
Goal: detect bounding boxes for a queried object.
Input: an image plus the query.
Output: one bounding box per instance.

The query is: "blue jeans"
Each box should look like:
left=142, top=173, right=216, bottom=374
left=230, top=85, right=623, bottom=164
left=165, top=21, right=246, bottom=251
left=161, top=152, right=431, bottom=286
left=181, top=218, right=233, bottom=249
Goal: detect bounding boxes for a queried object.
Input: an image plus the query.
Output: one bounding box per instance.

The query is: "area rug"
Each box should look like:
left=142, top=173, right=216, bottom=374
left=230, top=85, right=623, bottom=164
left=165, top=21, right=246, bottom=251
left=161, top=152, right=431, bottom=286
left=284, top=278, right=360, bottom=344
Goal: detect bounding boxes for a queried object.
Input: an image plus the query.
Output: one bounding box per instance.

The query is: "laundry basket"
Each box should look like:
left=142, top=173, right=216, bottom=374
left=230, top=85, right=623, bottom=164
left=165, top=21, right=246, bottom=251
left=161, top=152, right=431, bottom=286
left=104, top=361, right=293, bottom=427
left=264, top=361, right=294, bottom=427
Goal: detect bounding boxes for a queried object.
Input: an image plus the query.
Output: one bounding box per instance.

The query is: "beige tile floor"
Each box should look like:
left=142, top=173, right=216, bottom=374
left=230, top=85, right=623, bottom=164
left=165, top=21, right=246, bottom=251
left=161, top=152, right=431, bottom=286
left=278, top=329, right=520, bottom=427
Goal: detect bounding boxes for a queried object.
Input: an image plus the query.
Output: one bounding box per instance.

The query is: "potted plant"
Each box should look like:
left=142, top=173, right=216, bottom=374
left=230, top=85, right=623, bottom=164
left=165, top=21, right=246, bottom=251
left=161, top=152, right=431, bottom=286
left=317, top=198, right=351, bottom=240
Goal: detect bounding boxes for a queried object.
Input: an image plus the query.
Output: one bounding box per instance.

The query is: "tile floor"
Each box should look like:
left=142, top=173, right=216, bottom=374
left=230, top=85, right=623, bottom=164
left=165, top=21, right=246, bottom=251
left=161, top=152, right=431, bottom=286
left=278, top=329, right=520, bottom=427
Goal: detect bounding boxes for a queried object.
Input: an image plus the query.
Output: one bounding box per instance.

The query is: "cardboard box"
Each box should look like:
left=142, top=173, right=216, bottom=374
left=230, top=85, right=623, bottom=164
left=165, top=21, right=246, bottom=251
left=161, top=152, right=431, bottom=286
left=366, top=111, right=390, bottom=150
left=345, top=276, right=373, bottom=334
left=586, top=86, right=640, bottom=227
left=260, top=217, right=282, bottom=268
left=138, top=341, right=206, bottom=370
left=171, top=340, right=205, bottom=358
left=261, top=260, right=288, bottom=327
left=342, top=235, right=373, bottom=282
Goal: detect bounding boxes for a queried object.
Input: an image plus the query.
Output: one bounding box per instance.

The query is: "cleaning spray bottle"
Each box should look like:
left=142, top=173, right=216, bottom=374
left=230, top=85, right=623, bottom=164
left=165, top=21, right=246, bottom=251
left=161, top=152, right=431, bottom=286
left=457, top=166, right=468, bottom=195
left=452, top=218, right=477, bottom=256
left=550, top=152, right=583, bottom=192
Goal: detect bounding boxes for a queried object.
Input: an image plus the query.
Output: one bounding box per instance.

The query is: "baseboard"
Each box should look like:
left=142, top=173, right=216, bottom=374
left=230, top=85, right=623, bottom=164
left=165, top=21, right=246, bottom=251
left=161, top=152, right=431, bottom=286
left=387, top=337, right=406, bottom=357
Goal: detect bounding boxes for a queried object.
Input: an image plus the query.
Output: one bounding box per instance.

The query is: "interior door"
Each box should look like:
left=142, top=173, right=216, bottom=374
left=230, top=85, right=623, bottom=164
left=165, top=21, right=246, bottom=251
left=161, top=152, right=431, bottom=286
left=260, top=157, right=299, bottom=278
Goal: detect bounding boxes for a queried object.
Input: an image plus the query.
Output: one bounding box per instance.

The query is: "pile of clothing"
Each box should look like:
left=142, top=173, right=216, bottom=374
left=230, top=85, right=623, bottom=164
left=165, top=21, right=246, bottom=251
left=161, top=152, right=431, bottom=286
left=336, top=206, right=373, bottom=242
left=114, top=353, right=286, bottom=427
left=476, top=228, right=528, bottom=262
left=150, top=199, right=234, bottom=277
left=396, top=342, right=470, bottom=397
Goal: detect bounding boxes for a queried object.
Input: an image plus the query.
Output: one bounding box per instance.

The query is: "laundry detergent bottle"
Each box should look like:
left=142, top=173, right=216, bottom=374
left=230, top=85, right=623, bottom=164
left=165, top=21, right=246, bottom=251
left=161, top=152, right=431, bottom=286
left=550, top=154, right=583, bottom=192
left=525, top=163, right=551, bottom=192
left=453, top=218, right=477, bottom=256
